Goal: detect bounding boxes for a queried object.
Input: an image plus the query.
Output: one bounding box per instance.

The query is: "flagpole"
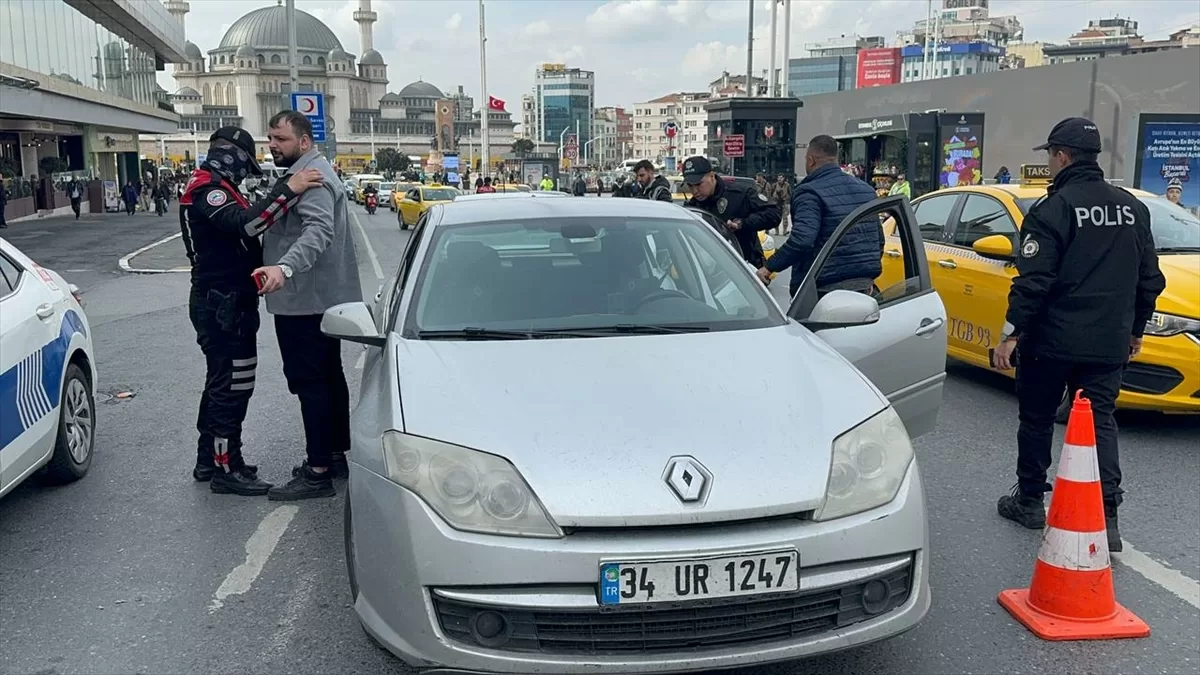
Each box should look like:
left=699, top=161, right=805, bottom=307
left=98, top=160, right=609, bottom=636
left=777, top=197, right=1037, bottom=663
left=479, top=0, right=490, bottom=179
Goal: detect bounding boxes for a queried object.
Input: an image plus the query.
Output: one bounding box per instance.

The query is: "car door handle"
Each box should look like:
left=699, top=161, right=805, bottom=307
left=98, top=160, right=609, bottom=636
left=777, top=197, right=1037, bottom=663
left=915, top=317, right=944, bottom=337
left=36, top=303, right=55, bottom=320
left=885, top=248, right=901, bottom=258
left=937, top=259, right=958, bottom=269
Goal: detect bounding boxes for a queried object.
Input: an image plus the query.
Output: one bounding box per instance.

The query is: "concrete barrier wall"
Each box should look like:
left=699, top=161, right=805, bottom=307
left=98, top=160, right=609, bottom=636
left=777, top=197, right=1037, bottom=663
left=793, top=49, right=1200, bottom=181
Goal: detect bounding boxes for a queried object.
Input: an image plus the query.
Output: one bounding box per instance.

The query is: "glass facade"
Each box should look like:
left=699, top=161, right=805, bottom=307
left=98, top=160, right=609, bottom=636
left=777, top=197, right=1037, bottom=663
left=706, top=118, right=795, bottom=178
left=0, top=0, right=161, bottom=107
left=541, top=94, right=592, bottom=147
left=787, top=56, right=857, bottom=96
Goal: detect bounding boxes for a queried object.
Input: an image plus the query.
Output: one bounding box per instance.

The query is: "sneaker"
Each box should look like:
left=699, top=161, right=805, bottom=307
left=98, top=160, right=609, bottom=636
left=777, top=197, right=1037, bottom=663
left=291, top=453, right=348, bottom=480
left=269, top=464, right=336, bottom=501
left=997, top=485, right=1046, bottom=529
left=194, top=461, right=258, bottom=482
left=210, top=466, right=273, bottom=496
left=1104, top=503, right=1123, bottom=552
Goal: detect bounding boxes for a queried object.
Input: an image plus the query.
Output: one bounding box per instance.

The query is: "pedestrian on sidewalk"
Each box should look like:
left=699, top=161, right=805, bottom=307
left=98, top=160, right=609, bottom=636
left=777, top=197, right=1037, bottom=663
left=139, top=182, right=152, bottom=213
left=181, top=125, right=324, bottom=496
left=254, top=110, right=362, bottom=501
left=122, top=181, right=138, bottom=215
left=992, top=117, right=1166, bottom=552
left=68, top=180, right=83, bottom=219
left=771, top=174, right=791, bottom=234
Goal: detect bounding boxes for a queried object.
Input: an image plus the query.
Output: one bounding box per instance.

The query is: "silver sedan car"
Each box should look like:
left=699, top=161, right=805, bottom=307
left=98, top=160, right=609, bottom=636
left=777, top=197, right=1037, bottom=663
left=323, top=196, right=947, bottom=673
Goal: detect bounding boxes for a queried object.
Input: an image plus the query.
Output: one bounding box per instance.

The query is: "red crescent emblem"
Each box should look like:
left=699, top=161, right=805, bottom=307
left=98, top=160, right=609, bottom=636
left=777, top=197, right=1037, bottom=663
left=300, top=97, right=316, bottom=114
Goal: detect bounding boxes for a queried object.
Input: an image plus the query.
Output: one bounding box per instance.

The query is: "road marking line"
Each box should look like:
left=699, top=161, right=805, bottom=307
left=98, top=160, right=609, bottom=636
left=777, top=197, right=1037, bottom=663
left=1115, top=544, right=1200, bottom=609
left=208, top=505, right=299, bottom=612
left=267, top=566, right=319, bottom=658
left=118, top=232, right=189, bottom=274
left=350, top=210, right=385, bottom=280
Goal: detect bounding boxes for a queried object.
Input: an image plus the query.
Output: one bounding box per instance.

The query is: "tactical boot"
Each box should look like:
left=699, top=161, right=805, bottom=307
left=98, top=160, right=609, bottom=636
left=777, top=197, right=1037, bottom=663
left=291, top=453, right=349, bottom=480
left=1105, top=503, right=1123, bottom=552
left=194, top=460, right=258, bottom=482
left=210, top=466, right=273, bottom=496
left=269, top=464, right=335, bottom=501
left=997, top=485, right=1046, bottom=529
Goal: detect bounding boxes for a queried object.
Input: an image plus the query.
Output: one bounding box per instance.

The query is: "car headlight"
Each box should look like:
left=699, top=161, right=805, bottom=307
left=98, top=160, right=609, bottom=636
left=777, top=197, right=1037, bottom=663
left=813, top=407, right=915, bottom=522
left=1143, top=312, right=1200, bottom=337
left=381, top=431, right=562, bottom=538
left=761, top=234, right=776, bottom=252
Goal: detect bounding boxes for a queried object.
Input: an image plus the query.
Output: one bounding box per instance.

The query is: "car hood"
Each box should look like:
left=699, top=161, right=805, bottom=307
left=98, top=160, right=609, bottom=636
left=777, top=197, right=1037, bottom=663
left=1156, top=254, right=1199, bottom=319
left=395, top=324, right=888, bottom=527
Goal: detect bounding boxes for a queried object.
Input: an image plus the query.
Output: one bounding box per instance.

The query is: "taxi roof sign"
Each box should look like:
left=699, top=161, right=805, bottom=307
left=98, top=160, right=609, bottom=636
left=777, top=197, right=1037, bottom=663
left=1020, top=164, right=1052, bottom=184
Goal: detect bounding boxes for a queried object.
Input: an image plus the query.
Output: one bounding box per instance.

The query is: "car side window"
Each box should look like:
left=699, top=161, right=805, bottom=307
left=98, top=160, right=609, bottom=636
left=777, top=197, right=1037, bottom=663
left=952, top=194, right=1018, bottom=248
left=387, top=215, right=428, bottom=331
left=913, top=194, right=959, bottom=242
left=0, top=254, right=22, bottom=299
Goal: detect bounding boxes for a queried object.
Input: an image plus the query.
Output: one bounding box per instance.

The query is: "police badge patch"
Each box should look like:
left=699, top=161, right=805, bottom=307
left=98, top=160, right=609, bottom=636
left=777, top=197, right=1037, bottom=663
left=1021, top=234, right=1039, bottom=258
left=207, top=190, right=228, bottom=207
left=717, top=197, right=728, bottom=214
left=758, top=192, right=769, bottom=202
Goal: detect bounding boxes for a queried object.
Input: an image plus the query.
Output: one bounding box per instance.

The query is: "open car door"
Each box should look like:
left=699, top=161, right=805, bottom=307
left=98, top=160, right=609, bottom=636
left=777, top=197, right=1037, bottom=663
left=787, top=195, right=947, bottom=438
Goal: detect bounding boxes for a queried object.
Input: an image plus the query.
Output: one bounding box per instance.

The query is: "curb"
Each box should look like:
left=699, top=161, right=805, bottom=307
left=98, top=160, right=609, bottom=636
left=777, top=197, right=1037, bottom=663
left=118, top=232, right=190, bottom=274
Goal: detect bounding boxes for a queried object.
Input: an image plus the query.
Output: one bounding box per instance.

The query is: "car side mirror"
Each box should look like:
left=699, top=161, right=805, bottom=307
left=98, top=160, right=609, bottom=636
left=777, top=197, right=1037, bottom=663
left=801, top=290, right=881, bottom=331
left=972, top=234, right=1014, bottom=260
left=322, top=302, right=386, bottom=347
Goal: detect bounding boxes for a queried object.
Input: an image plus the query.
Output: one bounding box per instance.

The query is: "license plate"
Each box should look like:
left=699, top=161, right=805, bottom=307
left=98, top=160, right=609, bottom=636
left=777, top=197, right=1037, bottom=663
left=599, top=550, right=798, bottom=606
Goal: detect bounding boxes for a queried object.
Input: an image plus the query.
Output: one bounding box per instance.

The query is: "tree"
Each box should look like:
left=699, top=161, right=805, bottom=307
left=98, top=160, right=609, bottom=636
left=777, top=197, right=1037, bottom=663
left=374, top=148, right=410, bottom=174
left=511, top=138, right=535, bottom=158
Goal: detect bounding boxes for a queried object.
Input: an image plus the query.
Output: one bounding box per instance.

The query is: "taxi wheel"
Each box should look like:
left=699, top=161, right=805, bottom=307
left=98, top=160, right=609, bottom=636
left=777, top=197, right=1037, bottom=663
left=40, top=363, right=94, bottom=484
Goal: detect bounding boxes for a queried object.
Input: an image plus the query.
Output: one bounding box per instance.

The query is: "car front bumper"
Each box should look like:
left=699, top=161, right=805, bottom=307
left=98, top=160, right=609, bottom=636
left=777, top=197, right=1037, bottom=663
left=349, top=460, right=930, bottom=673
left=1116, top=333, right=1200, bottom=414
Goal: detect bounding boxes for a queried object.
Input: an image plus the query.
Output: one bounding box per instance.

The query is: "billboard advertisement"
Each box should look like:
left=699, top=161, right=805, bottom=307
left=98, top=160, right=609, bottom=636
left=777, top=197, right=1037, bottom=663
left=856, top=48, right=901, bottom=88
left=1134, top=117, right=1200, bottom=211
left=938, top=114, right=985, bottom=188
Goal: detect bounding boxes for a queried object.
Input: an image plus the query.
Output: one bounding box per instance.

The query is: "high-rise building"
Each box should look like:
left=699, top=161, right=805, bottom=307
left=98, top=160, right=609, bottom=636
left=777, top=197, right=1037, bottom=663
left=532, top=63, right=594, bottom=149
left=0, top=0, right=187, bottom=186
left=900, top=42, right=1005, bottom=81
left=905, top=0, right=1022, bottom=46
left=786, top=36, right=887, bottom=95
left=631, top=92, right=710, bottom=162
left=1042, top=18, right=1147, bottom=64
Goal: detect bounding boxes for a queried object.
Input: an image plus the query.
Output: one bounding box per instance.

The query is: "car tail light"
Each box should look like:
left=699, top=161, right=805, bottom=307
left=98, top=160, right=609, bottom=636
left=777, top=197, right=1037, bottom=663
left=68, top=283, right=84, bottom=307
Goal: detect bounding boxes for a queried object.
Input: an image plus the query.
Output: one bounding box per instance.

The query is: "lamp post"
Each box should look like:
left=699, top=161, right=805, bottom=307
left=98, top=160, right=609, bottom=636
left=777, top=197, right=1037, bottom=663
left=478, top=0, right=491, bottom=178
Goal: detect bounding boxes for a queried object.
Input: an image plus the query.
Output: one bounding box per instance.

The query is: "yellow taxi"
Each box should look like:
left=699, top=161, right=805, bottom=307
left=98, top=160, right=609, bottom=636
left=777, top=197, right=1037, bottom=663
left=352, top=174, right=385, bottom=203
left=388, top=182, right=415, bottom=211
left=396, top=184, right=462, bottom=230
left=878, top=164, right=1200, bottom=415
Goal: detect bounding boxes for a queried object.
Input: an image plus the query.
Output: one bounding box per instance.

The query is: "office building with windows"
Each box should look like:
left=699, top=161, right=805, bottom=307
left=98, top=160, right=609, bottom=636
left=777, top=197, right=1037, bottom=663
left=0, top=0, right=186, bottom=188
left=532, top=63, right=594, bottom=149
left=786, top=36, right=886, bottom=96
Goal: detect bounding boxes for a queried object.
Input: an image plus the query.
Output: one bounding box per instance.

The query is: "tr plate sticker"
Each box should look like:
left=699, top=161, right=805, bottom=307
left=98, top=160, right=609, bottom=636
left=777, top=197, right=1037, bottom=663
left=207, top=191, right=228, bottom=207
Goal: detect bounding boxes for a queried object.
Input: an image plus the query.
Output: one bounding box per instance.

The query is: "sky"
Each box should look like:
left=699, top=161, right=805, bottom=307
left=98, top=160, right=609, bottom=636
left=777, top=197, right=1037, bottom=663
left=161, top=0, right=1200, bottom=111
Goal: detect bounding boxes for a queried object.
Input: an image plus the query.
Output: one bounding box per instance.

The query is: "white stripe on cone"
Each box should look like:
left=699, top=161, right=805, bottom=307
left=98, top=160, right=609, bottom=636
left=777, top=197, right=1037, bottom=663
left=1038, top=525, right=1111, bottom=572
left=1057, top=442, right=1100, bottom=483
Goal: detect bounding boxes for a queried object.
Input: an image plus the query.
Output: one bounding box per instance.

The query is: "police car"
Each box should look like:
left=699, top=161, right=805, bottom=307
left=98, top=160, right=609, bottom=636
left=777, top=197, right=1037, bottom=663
left=0, top=238, right=97, bottom=498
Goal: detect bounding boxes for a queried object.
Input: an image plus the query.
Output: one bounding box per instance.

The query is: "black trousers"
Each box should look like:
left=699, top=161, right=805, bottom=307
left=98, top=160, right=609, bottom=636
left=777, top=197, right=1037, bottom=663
left=70, top=198, right=81, bottom=218
left=1015, top=351, right=1123, bottom=506
left=274, top=314, right=351, bottom=469
left=190, top=287, right=259, bottom=470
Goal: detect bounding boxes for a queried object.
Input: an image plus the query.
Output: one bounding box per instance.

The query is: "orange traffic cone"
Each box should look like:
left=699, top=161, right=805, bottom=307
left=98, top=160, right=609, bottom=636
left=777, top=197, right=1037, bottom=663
left=998, top=390, right=1151, bottom=641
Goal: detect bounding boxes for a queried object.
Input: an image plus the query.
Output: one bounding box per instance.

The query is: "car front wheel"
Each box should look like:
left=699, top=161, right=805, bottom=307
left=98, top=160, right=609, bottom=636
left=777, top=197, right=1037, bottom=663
left=40, top=362, right=94, bottom=484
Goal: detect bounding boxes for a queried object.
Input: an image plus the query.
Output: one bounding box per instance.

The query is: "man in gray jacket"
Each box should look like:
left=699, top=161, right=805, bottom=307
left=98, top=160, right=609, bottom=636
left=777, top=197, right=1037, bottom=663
left=254, top=110, right=362, bottom=501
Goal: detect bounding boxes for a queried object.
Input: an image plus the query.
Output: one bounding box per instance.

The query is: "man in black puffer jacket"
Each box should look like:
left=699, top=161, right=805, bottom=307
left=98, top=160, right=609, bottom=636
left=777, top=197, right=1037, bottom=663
left=758, top=135, right=880, bottom=297
left=633, top=159, right=673, bottom=202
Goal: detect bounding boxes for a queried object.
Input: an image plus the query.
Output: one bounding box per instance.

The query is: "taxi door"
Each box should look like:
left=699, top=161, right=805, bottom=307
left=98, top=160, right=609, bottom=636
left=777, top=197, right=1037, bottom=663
left=397, top=188, right=419, bottom=228
left=938, top=192, right=1022, bottom=367
left=880, top=192, right=962, bottom=294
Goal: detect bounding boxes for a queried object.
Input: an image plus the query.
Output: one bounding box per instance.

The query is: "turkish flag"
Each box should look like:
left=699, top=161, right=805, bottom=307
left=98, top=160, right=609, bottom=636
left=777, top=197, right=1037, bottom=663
left=488, top=96, right=506, bottom=112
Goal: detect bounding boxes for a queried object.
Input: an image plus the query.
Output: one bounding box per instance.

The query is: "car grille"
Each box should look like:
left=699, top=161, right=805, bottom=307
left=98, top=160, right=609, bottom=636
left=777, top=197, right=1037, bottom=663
left=433, top=558, right=912, bottom=655
left=1121, top=363, right=1185, bottom=395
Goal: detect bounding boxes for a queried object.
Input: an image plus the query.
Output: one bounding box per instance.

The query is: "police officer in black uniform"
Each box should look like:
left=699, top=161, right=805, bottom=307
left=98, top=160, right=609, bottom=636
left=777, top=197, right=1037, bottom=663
left=181, top=126, right=323, bottom=495
left=682, top=156, right=781, bottom=267
left=993, top=118, right=1165, bottom=551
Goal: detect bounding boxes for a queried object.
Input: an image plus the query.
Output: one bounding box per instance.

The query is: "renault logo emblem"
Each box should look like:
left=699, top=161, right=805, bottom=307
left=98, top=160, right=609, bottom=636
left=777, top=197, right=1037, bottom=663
left=662, top=456, right=712, bottom=504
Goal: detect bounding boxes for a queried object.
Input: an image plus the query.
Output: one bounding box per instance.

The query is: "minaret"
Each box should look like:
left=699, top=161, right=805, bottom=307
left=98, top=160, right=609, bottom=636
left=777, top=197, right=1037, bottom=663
left=353, top=0, right=377, bottom=53
left=164, top=0, right=190, bottom=31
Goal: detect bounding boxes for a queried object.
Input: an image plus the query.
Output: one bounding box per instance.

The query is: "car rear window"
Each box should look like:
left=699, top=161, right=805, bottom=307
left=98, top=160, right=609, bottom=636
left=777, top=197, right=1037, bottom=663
left=423, top=188, right=459, bottom=201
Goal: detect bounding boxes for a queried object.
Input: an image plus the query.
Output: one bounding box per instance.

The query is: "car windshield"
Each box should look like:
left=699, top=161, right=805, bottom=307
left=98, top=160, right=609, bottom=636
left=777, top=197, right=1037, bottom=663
left=1017, top=194, right=1199, bottom=251
left=405, top=216, right=784, bottom=337
left=381, top=182, right=396, bottom=190
left=423, top=188, right=459, bottom=202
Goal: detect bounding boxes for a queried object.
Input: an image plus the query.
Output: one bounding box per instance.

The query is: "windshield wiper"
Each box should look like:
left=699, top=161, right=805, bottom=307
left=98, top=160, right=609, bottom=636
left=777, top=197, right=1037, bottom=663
left=1157, top=246, right=1200, bottom=253
left=417, top=327, right=590, bottom=340
left=560, top=324, right=712, bottom=335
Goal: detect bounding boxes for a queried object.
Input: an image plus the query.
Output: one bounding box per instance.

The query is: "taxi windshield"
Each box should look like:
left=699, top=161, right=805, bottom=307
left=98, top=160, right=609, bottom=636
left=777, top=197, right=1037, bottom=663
left=1016, top=194, right=1199, bottom=252
left=423, top=188, right=459, bottom=202
left=381, top=182, right=396, bottom=190
left=406, top=217, right=783, bottom=337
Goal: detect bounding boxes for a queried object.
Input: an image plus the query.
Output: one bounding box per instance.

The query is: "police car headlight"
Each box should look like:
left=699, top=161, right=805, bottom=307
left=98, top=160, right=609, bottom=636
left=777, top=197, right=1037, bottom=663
left=761, top=234, right=776, bottom=252
left=813, top=407, right=914, bottom=522
left=381, top=431, right=562, bottom=538
left=1144, top=312, right=1200, bottom=338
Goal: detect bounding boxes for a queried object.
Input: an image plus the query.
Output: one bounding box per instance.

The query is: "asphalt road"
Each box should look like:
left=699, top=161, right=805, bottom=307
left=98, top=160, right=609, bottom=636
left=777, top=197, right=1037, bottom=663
left=1, top=203, right=1197, bottom=675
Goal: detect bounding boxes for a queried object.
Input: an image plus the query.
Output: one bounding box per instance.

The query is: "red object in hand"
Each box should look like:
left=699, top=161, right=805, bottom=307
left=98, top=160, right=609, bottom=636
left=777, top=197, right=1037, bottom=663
left=253, top=271, right=267, bottom=291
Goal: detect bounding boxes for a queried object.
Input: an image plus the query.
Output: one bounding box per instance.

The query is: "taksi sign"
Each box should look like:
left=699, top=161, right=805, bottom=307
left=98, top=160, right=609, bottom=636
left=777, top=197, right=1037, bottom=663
left=722, top=134, right=745, bottom=158
left=290, top=92, right=326, bottom=143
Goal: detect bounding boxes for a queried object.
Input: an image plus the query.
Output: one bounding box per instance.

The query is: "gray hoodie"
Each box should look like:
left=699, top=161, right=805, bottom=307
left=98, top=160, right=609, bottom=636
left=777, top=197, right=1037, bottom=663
left=262, top=149, right=363, bottom=315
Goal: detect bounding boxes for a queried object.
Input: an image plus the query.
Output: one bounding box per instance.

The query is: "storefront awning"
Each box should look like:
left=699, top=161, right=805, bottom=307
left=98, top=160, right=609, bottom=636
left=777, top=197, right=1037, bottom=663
left=834, top=129, right=906, bottom=141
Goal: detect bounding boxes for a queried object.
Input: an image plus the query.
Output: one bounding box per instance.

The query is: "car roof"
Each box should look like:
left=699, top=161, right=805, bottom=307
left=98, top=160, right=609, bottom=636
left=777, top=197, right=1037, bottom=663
left=436, top=193, right=684, bottom=226
left=930, top=183, right=1156, bottom=200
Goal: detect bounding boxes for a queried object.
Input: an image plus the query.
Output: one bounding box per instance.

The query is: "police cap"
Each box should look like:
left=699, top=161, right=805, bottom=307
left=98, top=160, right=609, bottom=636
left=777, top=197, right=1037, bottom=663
left=681, top=156, right=713, bottom=185
left=1033, top=117, right=1102, bottom=154
left=209, top=126, right=263, bottom=175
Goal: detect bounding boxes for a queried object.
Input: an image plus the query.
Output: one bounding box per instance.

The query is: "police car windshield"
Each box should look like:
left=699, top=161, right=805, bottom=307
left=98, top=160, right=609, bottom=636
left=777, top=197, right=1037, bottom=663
left=1139, top=195, right=1200, bottom=252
